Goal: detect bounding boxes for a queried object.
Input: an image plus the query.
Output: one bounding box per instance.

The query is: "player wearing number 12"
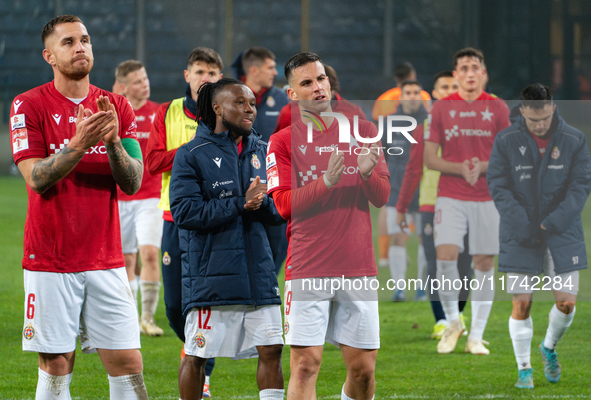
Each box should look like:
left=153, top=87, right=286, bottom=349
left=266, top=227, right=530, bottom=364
left=487, top=84, right=591, bottom=389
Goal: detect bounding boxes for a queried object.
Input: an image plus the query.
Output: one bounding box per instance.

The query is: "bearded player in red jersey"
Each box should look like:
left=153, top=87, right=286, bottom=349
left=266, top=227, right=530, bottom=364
left=11, top=15, right=148, bottom=399
left=114, top=60, right=164, bottom=336
left=267, top=52, right=389, bottom=400
left=424, top=48, right=510, bottom=355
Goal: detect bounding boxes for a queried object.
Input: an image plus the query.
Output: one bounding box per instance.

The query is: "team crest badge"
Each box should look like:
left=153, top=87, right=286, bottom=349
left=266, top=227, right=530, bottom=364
left=551, top=146, right=560, bottom=160
left=23, top=323, right=35, bottom=340
left=284, top=319, right=290, bottom=335
left=266, top=96, right=276, bottom=108
left=424, top=223, right=433, bottom=236
left=162, top=251, right=171, bottom=266
left=195, top=332, right=206, bottom=348
left=251, top=154, right=261, bottom=169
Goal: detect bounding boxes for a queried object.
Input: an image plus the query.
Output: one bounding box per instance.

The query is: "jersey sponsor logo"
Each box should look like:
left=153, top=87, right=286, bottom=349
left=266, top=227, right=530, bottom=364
left=136, top=115, right=146, bottom=122
left=162, top=251, right=171, bottom=265
left=52, top=114, right=62, bottom=125
left=481, top=107, right=494, bottom=121
left=519, top=146, right=527, bottom=156
left=13, top=99, right=23, bottom=113
left=49, top=139, right=107, bottom=155
left=69, top=116, right=77, bottom=123
left=266, top=153, right=276, bottom=169
left=459, top=111, right=476, bottom=118
left=219, top=189, right=233, bottom=199
left=551, top=146, right=560, bottom=160
left=212, top=180, right=233, bottom=188
left=137, top=131, right=150, bottom=139
left=195, top=332, right=206, bottom=348
left=250, top=177, right=266, bottom=183
left=548, top=164, right=564, bottom=170
left=449, top=110, right=456, bottom=118
left=23, top=322, right=35, bottom=340
left=213, top=157, right=222, bottom=168
left=444, top=125, right=459, bottom=141
left=316, top=145, right=337, bottom=153
left=519, top=172, right=531, bottom=182
left=297, top=145, right=307, bottom=155
left=299, top=165, right=318, bottom=186
left=267, top=165, right=279, bottom=190
left=515, top=165, right=533, bottom=172
left=12, top=128, right=29, bottom=153
left=251, top=154, right=261, bottom=169
left=11, top=114, right=25, bottom=130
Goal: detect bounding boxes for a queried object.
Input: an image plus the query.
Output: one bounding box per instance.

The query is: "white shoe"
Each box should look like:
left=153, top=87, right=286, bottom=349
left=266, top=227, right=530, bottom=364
left=465, top=339, right=490, bottom=355
left=140, top=317, right=164, bottom=336
left=437, top=320, right=464, bottom=354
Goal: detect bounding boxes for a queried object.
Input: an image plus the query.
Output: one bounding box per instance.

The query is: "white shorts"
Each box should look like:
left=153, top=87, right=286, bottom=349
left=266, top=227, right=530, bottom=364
left=22, top=268, right=140, bottom=354
left=507, top=249, right=580, bottom=295
left=386, top=207, right=419, bottom=236
left=433, top=197, right=499, bottom=255
left=284, top=278, right=380, bottom=349
left=184, top=305, right=283, bottom=359
left=118, top=198, right=163, bottom=253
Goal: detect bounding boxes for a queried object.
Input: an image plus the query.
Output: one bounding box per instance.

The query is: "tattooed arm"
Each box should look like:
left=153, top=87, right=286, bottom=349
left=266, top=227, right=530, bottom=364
left=98, top=96, right=143, bottom=195
left=18, top=102, right=117, bottom=194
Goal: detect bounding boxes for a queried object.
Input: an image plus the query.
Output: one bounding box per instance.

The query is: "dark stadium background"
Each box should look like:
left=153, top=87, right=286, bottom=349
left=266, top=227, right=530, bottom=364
left=1, top=0, right=591, bottom=173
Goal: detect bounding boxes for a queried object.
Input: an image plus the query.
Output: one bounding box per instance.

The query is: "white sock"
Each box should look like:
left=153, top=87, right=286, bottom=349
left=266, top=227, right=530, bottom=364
left=129, top=279, right=138, bottom=304
left=140, top=280, right=160, bottom=320
left=205, top=374, right=210, bottom=385
left=260, top=388, right=285, bottom=399
left=468, top=269, right=495, bottom=341
left=35, top=369, right=72, bottom=400
left=417, top=244, right=427, bottom=283
left=509, top=317, right=533, bottom=370
left=436, top=259, right=460, bottom=322
left=108, top=373, right=149, bottom=400
left=388, top=246, right=407, bottom=286
left=544, top=304, right=575, bottom=350
left=341, top=385, right=354, bottom=400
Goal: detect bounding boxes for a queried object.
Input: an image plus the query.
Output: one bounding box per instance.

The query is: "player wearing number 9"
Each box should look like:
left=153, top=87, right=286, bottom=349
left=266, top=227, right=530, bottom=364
left=487, top=83, right=591, bottom=389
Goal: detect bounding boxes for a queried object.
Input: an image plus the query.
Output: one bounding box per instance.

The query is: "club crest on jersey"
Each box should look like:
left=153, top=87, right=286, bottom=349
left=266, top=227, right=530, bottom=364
left=195, top=332, right=206, bottom=348
left=266, top=96, right=276, bottom=108
left=551, top=146, right=560, bottom=160
left=23, top=323, right=35, bottom=340
left=162, top=251, right=171, bottom=266
left=251, top=154, right=261, bottom=169
left=284, top=319, right=290, bottom=335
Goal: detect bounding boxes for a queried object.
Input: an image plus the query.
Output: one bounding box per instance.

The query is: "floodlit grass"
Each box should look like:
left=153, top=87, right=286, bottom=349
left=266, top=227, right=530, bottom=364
left=1, top=176, right=590, bottom=399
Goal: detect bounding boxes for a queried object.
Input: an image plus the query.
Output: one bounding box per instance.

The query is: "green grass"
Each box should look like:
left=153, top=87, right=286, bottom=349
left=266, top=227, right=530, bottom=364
left=1, top=176, right=591, bottom=399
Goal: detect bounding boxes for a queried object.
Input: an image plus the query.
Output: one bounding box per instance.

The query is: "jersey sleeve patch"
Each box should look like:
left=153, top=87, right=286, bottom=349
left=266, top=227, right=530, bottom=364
left=267, top=165, right=279, bottom=191
left=266, top=152, right=277, bottom=170
left=11, top=114, right=26, bottom=130
left=12, top=128, right=29, bottom=154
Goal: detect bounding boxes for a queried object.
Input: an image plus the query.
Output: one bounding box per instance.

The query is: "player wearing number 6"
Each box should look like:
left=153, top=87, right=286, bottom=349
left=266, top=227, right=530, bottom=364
left=487, top=84, right=591, bottom=389
left=170, top=78, right=285, bottom=400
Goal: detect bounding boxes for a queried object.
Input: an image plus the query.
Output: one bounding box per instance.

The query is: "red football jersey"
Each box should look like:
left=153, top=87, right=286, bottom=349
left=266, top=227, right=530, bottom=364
left=424, top=92, right=510, bottom=201
left=267, top=117, right=389, bottom=280
left=11, top=81, right=137, bottom=273
left=118, top=100, right=161, bottom=201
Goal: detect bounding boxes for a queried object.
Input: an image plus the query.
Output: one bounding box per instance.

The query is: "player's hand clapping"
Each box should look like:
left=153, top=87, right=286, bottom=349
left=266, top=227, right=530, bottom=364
left=358, top=142, right=381, bottom=180
left=244, top=176, right=267, bottom=211
left=96, top=96, right=120, bottom=145
left=69, top=99, right=117, bottom=152
left=323, top=148, right=346, bottom=189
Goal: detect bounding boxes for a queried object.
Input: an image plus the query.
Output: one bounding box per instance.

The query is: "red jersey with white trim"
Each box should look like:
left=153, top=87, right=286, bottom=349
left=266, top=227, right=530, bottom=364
left=424, top=91, right=510, bottom=201
left=118, top=99, right=161, bottom=201
left=267, top=117, right=389, bottom=280
left=11, top=81, right=137, bottom=273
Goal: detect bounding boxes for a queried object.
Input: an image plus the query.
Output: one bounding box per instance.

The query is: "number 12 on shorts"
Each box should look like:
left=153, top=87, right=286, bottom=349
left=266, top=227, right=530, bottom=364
left=198, top=307, right=212, bottom=330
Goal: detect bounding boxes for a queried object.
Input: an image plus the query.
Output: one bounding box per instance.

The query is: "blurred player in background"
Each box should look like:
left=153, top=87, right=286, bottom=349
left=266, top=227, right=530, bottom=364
left=424, top=47, right=510, bottom=355
left=114, top=60, right=164, bottom=336
left=396, top=71, right=473, bottom=338
left=12, top=15, right=148, bottom=399
left=268, top=52, right=389, bottom=400
left=145, top=46, right=222, bottom=397
left=488, top=83, right=591, bottom=388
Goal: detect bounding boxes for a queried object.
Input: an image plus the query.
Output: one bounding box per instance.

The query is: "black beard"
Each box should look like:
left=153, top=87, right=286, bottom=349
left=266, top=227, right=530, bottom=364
left=222, top=114, right=252, bottom=139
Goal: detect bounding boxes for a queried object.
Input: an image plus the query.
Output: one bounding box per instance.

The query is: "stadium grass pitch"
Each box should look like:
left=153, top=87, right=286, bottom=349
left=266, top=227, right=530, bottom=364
left=1, top=176, right=591, bottom=399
